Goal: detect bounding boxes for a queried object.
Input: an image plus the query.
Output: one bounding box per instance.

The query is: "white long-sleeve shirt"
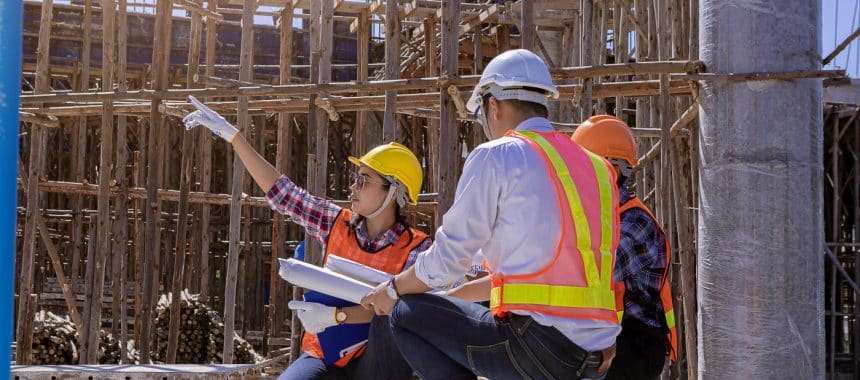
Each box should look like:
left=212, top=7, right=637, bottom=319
left=414, top=117, right=620, bottom=352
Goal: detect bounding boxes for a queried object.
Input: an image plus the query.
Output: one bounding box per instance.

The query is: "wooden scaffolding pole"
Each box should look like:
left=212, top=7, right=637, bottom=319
left=139, top=0, right=173, bottom=363
left=16, top=0, right=54, bottom=364
left=112, top=0, right=130, bottom=363
left=69, top=0, right=93, bottom=299
left=580, top=0, right=593, bottom=119
left=424, top=15, right=439, bottom=193
left=437, top=0, right=459, bottom=219
left=383, top=0, right=400, bottom=141
left=166, top=0, right=203, bottom=363
left=270, top=4, right=293, bottom=357
left=355, top=10, right=370, bottom=156
left=520, top=0, right=534, bottom=51
left=81, top=0, right=117, bottom=363
left=197, top=0, right=218, bottom=304
left=222, top=0, right=255, bottom=364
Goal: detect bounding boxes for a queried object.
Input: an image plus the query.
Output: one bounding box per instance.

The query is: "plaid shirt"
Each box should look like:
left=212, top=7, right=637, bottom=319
left=266, top=175, right=430, bottom=270
left=614, top=186, right=668, bottom=329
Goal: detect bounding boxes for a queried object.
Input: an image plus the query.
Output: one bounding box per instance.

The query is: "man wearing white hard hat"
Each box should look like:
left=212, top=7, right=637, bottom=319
left=361, top=49, right=623, bottom=379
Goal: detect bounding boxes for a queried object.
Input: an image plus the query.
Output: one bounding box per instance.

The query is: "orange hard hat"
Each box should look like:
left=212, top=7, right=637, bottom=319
left=571, top=115, right=638, bottom=167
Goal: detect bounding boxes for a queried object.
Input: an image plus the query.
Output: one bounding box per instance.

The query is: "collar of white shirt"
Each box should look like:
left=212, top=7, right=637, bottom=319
left=513, top=116, right=554, bottom=133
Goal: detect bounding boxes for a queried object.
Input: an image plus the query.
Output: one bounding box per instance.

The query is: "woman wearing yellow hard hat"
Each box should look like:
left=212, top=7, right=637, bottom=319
left=183, top=96, right=427, bottom=380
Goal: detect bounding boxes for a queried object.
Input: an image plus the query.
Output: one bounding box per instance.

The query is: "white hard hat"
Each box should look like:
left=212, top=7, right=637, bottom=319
left=466, top=49, right=559, bottom=113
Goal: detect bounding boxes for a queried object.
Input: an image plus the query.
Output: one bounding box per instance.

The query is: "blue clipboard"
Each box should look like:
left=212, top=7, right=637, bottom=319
left=303, top=290, right=371, bottom=365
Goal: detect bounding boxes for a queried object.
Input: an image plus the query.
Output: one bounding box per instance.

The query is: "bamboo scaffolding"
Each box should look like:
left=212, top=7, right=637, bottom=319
left=9, top=1, right=770, bottom=377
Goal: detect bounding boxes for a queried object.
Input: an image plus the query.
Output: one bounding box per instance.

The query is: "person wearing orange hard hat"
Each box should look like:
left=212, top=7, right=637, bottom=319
left=572, top=115, right=678, bottom=380
left=183, top=96, right=426, bottom=380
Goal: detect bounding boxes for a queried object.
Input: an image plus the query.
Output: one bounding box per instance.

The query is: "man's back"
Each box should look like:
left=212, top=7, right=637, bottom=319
left=420, top=117, right=620, bottom=351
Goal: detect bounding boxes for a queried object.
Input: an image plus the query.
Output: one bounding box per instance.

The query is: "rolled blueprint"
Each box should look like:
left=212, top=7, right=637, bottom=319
left=325, top=255, right=393, bottom=286
left=278, top=258, right=374, bottom=304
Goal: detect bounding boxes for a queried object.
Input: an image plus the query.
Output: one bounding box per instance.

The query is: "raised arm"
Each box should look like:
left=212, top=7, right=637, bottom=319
left=183, top=95, right=280, bottom=192
left=183, top=96, right=341, bottom=244
left=231, top=133, right=280, bottom=192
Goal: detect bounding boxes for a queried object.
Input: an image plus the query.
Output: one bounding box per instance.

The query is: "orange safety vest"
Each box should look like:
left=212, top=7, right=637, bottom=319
left=618, top=197, right=678, bottom=362
left=486, top=130, right=622, bottom=325
left=301, top=209, right=429, bottom=367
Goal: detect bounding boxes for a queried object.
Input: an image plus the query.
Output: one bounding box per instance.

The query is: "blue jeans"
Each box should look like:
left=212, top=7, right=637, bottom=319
left=278, top=316, right=413, bottom=380
left=389, top=294, right=609, bottom=380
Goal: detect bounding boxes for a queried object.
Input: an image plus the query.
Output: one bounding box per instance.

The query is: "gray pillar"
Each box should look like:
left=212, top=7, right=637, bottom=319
left=698, top=1, right=823, bottom=378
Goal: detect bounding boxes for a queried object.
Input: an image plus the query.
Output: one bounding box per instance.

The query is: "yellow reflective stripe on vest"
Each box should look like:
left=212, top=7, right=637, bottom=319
left=518, top=131, right=598, bottom=287
left=491, top=283, right=617, bottom=311
left=584, top=150, right=616, bottom=291
left=617, top=311, right=624, bottom=323
left=665, top=309, right=676, bottom=329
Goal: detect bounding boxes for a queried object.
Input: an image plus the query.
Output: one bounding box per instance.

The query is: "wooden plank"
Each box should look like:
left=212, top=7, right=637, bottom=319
left=139, top=0, right=173, bottom=363
left=383, top=0, right=399, bottom=141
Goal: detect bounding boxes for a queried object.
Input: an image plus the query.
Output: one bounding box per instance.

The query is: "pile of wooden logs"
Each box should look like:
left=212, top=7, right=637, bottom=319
left=207, top=309, right=263, bottom=364
left=152, top=290, right=262, bottom=364
left=30, top=311, right=78, bottom=364
left=30, top=310, right=124, bottom=364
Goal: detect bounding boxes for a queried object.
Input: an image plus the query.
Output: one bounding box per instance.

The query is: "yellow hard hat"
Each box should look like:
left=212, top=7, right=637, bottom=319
left=348, top=142, right=423, bottom=204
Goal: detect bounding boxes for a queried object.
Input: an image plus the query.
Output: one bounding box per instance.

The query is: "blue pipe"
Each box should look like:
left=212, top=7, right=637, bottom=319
left=0, top=0, right=23, bottom=375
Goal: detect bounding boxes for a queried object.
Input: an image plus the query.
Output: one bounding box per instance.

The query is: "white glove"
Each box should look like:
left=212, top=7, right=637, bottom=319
left=183, top=95, right=240, bottom=142
left=288, top=300, right=338, bottom=334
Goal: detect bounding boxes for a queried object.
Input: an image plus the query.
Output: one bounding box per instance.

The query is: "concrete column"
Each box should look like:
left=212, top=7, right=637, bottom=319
left=698, top=1, right=823, bottom=378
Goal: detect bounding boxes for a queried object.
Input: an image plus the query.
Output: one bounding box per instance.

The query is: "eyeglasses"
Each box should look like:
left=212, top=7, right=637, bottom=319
left=350, top=172, right=388, bottom=191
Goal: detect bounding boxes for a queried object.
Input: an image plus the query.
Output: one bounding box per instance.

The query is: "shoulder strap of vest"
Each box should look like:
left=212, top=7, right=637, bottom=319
left=323, top=209, right=353, bottom=263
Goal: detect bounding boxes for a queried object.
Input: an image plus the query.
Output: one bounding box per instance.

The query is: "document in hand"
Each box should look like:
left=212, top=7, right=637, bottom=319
left=324, top=255, right=394, bottom=286
left=277, top=258, right=374, bottom=304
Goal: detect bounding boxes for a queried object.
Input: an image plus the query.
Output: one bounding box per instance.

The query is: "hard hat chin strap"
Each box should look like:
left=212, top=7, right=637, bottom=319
left=365, top=185, right=398, bottom=220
